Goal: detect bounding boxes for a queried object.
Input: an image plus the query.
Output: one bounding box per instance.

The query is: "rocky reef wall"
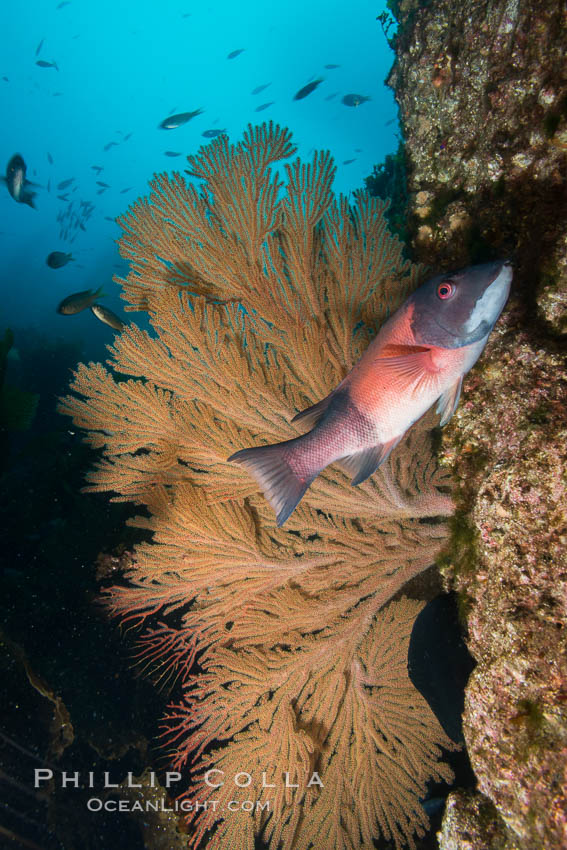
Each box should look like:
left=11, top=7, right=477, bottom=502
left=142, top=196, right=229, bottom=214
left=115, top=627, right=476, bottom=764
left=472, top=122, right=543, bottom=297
left=386, top=0, right=567, bottom=847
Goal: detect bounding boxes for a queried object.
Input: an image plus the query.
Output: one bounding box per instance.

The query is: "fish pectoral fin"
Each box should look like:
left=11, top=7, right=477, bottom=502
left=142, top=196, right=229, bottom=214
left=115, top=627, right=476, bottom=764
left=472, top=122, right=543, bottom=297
left=341, top=435, right=403, bottom=486
left=436, top=376, right=463, bottom=426
left=374, top=343, right=440, bottom=396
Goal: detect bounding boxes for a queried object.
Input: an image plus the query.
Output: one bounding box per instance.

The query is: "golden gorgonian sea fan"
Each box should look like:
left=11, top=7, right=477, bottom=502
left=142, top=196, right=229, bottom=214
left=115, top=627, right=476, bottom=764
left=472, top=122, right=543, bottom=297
left=59, top=122, right=456, bottom=849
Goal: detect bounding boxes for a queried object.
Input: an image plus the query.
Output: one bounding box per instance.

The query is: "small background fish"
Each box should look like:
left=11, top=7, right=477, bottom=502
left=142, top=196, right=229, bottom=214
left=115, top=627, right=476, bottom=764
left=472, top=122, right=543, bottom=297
left=57, top=286, right=104, bottom=314
left=158, top=109, right=203, bottom=129
left=46, top=251, right=73, bottom=268
left=294, top=78, right=323, bottom=100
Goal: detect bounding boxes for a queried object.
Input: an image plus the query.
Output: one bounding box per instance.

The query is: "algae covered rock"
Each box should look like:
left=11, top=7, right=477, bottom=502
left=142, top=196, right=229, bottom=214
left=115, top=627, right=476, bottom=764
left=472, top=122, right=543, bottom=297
left=439, top=304, right=567, bottom=848
left=387, top=0, right=567, bottom=335
left=385, top=0, right=567, bottom=846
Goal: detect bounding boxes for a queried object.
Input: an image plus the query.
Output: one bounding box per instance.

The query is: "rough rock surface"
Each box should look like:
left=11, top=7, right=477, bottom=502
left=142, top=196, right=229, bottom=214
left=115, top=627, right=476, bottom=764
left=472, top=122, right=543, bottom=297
left=439, top=304, right=567, bottom=848
left=387, top=0, right=566, bottom=333
left=385, top=0, right=567, bottom=847
left=437, top=789, right=515, bottom=850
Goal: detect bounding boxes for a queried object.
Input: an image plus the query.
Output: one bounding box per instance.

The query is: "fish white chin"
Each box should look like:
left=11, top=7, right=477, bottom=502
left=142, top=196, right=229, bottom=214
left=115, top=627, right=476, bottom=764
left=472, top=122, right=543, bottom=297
left=13, top=173, right=24, bottom=199
left=463, top=263, right=513, bottom=334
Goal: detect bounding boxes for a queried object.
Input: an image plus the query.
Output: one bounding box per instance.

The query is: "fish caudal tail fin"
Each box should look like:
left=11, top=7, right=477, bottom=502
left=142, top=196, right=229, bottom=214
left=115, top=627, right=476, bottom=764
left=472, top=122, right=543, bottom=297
left=228, top=441, right=315, bottom=526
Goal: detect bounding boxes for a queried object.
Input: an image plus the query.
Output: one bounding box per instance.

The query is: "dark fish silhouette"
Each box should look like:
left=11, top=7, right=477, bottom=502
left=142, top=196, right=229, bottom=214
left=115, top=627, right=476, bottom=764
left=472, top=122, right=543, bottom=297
left=202, top=129, right=226, bottom=138
left=96, top=181, right=110, bottom=187
left=104, top=216, right=114, bottom=221
left=251, top=83, right=271, bottom=95
left=57, top=178, right=75, bottom=189
left=343, top=158, right=356, bottom=164
left=47, top=251, right=73, bottom=268
left=255, top=102, right=273, bottom=112
left=325, top=93, right=338, bottom=101
left=227, top=48, right=245, bottom=59
left=158, top=109, right=203, bottom=129
left=1, top=154, right=38, bottom=208
left=342, top=93, right=371, bottom=107
left=57, top=1, right=71, bottom=8
left=35, top=39, right=44, bottom=56
left=120, top=187, right=132, bottom=193
left=47, top=152, right=53, bottom=164
left=324, top=64, right=340, bottom=69
left=36, top=60, right=58, bottom=70
left=164, top=151, right=182, bottom=156
left=58, top=287, right=105, bottom=315
left=294, top=79, right=323, bottom=100
left=91, top=304, right=124, bottom=331
left=103, top=141, right=118, bottom=151
left=123, top=132, right=132, bottom=140
left=91, top=165, right=103, bottom=172
left=57, top=194, right=69, bottom=201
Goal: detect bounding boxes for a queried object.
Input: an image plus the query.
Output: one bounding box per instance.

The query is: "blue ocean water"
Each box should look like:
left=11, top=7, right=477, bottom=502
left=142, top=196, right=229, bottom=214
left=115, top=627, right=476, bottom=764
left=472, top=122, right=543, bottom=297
left=1, top=0, right=397, bottom=356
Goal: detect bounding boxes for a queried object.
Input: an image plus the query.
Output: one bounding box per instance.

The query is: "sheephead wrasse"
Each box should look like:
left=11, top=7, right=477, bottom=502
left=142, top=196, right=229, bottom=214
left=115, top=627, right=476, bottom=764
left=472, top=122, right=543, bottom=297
left=229, top=260, right=513, bottom=526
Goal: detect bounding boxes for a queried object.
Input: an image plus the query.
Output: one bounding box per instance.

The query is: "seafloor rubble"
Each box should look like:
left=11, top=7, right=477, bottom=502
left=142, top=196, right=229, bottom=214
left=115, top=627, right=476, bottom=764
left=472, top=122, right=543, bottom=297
left=385, top=0, right=567, bottom=847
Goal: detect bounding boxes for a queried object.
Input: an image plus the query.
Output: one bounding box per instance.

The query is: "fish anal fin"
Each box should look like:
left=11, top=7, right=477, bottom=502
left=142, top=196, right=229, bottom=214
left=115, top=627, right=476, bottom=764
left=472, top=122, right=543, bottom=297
left=436, top=376, right=463, bottom=426
left=340, top=434, right=403, bottom=486
left=292, top=390, right=336, bottom=429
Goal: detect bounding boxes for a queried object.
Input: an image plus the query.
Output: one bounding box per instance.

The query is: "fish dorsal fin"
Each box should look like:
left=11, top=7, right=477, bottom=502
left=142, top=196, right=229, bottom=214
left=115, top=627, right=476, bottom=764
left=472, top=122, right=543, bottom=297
left=374, top=343, right=440, bottom=396
left=340, top=434, right=403, bottom=486
left=436, top=376, right=463, bottom=426
left=292, top=389, right=337, bottom=429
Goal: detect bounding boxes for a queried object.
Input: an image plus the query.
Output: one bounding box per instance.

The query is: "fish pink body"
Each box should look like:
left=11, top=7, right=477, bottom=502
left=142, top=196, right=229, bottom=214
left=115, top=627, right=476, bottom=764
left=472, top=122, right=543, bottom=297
left=284, top=301, right=485, bottom=484
left=229, top=261, right=512, bottom=525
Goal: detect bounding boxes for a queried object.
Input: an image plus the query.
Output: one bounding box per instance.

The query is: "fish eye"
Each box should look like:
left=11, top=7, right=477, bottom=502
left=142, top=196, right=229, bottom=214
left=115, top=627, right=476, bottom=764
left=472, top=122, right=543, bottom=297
left=437, top=280, right=455, bottom=299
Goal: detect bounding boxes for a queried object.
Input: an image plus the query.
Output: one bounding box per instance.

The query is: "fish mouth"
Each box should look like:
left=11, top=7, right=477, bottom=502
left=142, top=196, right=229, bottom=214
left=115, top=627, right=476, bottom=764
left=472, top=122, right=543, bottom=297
left=435, top=260, right=513, bottom=341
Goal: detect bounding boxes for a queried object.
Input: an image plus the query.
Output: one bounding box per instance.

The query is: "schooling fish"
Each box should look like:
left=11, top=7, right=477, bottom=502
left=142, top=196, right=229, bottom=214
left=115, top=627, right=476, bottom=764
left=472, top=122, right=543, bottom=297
left=229, top=261, right=513, bottom=526
left=255, top=102, right=274, bottom=112
left=57, top=286, right=104, bottom=315
left=227, top=48, right=245, bottom=59
left=202, top=129, right=226, bottom=138
left=1, top=154, right=38, bottom=208
left=90, top=304, right=124, bottom=331
left=158, top=109, right=203, bottom=129
left=342, top=93, right=371, bottom=106
left=47, top=251, right=73, bottom=268
left=294, top=78, right=323, bottom=100
left=36, top=59, right=58, bottom=70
